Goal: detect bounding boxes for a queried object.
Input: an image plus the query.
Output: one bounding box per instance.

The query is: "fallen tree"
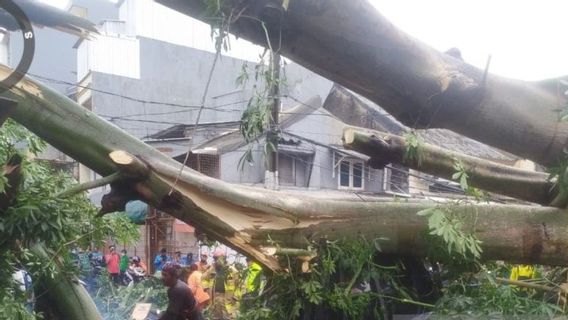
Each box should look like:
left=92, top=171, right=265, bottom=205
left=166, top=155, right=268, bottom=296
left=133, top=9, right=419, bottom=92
left=157, top=0, right=568, bottom=167
left=342, top=127, right=554, bottom=205
left=3, top=68, right=568, bottom=271
left=3, top=1, right=568, bottom=317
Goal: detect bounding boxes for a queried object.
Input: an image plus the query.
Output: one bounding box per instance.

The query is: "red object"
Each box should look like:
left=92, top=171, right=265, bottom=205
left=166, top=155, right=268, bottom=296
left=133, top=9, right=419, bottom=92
left=174, top=219, right=195, bottom=233
left=105, top=253, right=120, bottom=274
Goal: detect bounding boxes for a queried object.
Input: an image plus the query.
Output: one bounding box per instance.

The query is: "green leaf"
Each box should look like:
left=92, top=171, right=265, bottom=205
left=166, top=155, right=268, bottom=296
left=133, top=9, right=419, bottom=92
left=460, top=174, right=469, bottom=190
left=417, top=208, right=435, bottom=216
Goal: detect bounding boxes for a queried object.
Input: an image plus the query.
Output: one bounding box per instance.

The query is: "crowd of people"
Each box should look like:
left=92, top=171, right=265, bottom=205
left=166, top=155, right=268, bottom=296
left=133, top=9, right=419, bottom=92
left=153, top=248, right=197, bottom=271
left=72, top=245, right=263, bottom=319
left=73, top=245, right=148, bottom=289
left=155, top=248, right=264, bottom=320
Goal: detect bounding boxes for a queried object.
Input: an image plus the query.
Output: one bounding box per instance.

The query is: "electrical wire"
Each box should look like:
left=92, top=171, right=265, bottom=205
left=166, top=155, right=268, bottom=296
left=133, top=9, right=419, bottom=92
left=28, top=74, right=490, bottom=199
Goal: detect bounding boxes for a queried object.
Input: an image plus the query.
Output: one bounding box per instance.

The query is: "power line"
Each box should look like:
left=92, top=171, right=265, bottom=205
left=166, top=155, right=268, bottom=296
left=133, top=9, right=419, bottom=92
left=32, top=73, right=342, bottom=123
left=29, top=73, right=248, bottom=112
left=29, top=74, right=487, bottom=197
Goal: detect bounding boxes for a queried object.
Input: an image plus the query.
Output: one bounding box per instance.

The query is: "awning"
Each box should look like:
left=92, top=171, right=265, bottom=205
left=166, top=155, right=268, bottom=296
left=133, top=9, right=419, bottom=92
left=279, top=143, right=316, bottom=156
left=329, top=144, right=371, bottom=161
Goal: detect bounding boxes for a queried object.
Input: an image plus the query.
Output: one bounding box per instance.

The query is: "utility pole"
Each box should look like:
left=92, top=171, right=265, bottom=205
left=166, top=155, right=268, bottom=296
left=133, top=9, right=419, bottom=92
left=265, top=53, right=281, bottom=190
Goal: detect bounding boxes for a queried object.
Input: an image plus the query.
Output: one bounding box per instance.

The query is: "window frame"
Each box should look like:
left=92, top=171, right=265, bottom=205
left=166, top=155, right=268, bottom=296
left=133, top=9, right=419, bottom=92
left=337, top=158, right=365, bottom=190
left=382, top=164, right=410, bottom=196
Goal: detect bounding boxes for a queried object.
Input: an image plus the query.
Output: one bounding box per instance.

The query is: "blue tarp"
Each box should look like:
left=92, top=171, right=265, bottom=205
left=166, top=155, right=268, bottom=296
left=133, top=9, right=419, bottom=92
left=125, top=200, right=148, bottom=224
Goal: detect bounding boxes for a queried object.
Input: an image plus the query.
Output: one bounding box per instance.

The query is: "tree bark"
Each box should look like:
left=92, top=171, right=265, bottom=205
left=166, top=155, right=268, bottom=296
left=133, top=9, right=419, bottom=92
left=3, top=68, right=568, bottom=270
left=342, top=127, right=554, bottom=205
left=31, top=244, right=102, bottom=320
left=157, top=0, right=568, bottom=167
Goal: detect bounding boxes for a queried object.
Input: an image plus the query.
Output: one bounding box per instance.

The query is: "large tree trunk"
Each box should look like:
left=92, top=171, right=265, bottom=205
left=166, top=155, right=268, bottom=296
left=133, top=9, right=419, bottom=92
left=31, top=244, right=102, bottom=320
left=156, top=0, right=568, bottom=167
left=3, top=67, right=568, bottom=270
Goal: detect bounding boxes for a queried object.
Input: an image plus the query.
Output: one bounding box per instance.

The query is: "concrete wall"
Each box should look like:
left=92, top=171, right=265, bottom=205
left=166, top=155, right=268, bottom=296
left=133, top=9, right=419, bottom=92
left=284, top=110, right=384, bottom=192
left=77, top=33, right=140, bottom=81
left=89, top=37, right=259, bottom=138
left=221, top=146, right=265, bottom=184
left=88, top=35, right=334, bottom=140
left=119, top=0, right=264, bottom=62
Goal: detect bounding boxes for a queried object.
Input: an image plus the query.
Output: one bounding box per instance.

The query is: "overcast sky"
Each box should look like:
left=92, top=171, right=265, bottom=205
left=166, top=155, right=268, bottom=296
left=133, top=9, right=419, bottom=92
left=371, top=0, right=567, bottom=81
left=39, top=0, right=567, bottom=81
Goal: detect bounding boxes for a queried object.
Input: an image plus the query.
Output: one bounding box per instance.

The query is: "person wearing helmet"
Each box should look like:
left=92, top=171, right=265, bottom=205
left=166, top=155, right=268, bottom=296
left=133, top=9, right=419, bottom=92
left=130, top=256, right=147, bottom=276
left=159, top=263, right=204, bottom=320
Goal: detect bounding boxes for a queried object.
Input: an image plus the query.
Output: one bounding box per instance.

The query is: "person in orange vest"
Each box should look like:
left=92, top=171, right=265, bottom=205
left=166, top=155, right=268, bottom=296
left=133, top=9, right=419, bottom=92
left=187, top=263, right=210, bottom=312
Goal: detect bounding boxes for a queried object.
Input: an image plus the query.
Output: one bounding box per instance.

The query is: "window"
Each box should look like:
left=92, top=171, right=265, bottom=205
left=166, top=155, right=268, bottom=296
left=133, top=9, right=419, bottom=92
left=186, top=153, right=220, bottom=178
left=279, top=153, right=310, bottom=187
left=383, top=164, right=409, bottom=194
left=338, top=159, right=364, bottom=190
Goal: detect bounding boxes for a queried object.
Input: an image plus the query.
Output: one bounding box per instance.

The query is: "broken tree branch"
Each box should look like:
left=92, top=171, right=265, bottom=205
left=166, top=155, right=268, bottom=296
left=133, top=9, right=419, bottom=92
left=56, top=172, right=121, bottom=199
left=342, top=127, right=553, bottom=205
left=495, top=277, right=558, bottom=293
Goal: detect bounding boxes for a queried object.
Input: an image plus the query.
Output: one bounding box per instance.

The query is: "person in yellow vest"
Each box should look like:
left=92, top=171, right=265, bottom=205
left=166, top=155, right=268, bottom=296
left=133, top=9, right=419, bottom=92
left=240, top=258, right=264, bottom=310
left=245, top=259, right=263, bottom=294
left=509, top=264, right=536, bottom=281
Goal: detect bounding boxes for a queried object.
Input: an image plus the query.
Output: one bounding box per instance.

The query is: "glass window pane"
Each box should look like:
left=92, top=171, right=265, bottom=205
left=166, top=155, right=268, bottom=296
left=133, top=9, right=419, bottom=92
left=340, top=161, right=350, bottom=186
left=353, top=162, right=363, bottom=188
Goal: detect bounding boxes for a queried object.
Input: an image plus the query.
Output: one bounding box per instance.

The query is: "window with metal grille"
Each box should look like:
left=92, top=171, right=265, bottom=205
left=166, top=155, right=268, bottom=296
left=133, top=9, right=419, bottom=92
left=383, top=164, right=409, bottom=194
left=186, top=153, right=220, bottom=178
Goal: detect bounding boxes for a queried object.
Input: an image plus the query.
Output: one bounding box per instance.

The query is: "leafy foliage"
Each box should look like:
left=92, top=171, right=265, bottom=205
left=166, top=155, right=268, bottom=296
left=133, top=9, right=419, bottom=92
left=0, top=121, right=139, bottom=318
left=452, top=159, right=469, bottom=191
left=235, top=37, right=287, bottom=169
left=402, top=131, right=424, bottom=166
left=452, top=159, right=490, bottom=201
left=434, top=266, right=563, bottom=318
left=93, top=271, right=167, bottom=320
left=203, top=0, right=230, bottom=53
left=418, top=206, right=482, bottom=261
left=239, top=238, right=424, bottom=320
left=547, top=155, right=568, bottom=202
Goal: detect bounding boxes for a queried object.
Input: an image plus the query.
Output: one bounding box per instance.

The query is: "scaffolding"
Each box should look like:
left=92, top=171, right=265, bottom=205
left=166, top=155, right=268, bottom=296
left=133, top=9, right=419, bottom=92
left=145, top=207, right=176, bottom=273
